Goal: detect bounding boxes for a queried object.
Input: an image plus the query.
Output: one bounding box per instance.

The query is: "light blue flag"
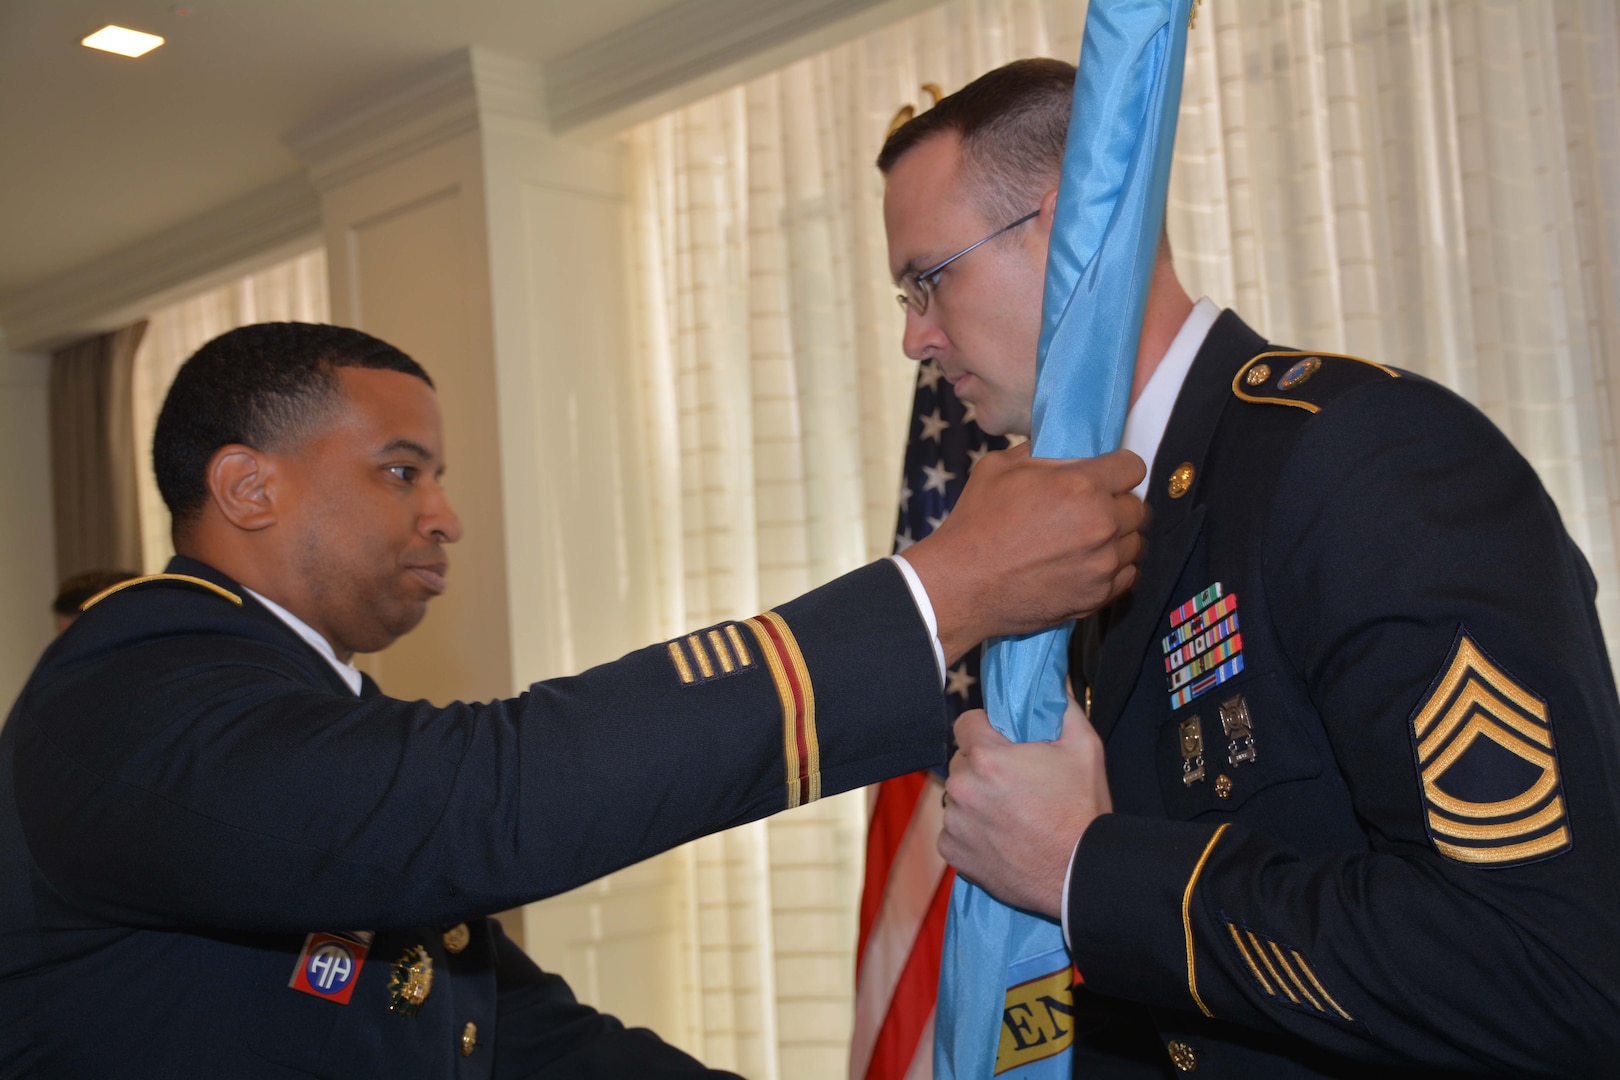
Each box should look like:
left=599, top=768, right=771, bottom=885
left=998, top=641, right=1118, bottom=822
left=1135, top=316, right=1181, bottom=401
left=935, top=2, right=1193, bottom=1076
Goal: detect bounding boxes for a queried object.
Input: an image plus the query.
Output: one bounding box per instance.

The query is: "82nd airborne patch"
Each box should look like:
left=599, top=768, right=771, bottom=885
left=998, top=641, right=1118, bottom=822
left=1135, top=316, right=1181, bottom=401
left=1409, top=629, right=1571, bottom=867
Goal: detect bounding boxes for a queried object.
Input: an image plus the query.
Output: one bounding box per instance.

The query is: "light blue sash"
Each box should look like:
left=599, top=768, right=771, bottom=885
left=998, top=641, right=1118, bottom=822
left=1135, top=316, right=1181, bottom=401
left=935, top=2, right=1192, bottom=1075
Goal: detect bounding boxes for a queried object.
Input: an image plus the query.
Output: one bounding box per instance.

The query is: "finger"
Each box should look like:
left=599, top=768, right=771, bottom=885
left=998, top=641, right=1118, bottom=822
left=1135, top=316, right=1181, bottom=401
left=1062, top=678, right=1084, bottom=720
left=1114, top=530, right=1144, bottom=566
left=1092, top=448, right=1148, bottom=493
left=1109, top=561, right=1139, bottom=599
left=952, top=708, right=1000, bottom=749
left=1113, top=492, right=1147, bottom=533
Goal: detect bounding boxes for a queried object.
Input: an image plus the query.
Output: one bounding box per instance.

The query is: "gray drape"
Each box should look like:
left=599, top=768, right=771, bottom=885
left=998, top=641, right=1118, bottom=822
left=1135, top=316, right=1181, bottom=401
left=49, top=322, right=147, bottom=581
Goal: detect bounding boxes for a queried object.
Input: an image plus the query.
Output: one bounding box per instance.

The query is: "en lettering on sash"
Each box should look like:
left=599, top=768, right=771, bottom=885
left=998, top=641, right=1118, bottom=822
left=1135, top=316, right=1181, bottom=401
left=994, top=947, right=1076, bottom=1076
left=289, top=931, right=373, bottom=1005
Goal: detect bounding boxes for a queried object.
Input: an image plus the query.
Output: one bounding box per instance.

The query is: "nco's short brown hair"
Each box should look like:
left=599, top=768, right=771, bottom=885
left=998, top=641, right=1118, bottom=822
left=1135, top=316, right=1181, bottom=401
left=877, top=58, right=1075, bottom=226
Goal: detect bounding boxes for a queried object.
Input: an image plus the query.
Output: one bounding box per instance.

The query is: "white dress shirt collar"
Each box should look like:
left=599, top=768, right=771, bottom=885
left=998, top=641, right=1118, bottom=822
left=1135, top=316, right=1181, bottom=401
left=1119, top=297, right=1221, bottom=499
left=243, top=587, right=364, bottom=696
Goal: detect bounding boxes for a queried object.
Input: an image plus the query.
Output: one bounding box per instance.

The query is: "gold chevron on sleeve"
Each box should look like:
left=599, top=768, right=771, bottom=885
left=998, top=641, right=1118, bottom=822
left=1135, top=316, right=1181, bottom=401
left=1410, top=631, right=1570, bottom=867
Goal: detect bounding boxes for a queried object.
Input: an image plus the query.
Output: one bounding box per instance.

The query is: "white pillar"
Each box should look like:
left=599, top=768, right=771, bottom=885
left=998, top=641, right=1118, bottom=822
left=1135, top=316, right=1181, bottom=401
left=289, top=47, right=691, bottom=1049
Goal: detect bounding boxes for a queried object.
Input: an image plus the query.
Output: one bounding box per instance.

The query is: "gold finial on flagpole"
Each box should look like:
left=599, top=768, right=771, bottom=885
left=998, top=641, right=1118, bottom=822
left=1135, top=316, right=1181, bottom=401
left=886, top=104, right=916, bottom=138
left=1190, top=0, right=1203, bottom=30
left=888, top=84, right=946, bottom=138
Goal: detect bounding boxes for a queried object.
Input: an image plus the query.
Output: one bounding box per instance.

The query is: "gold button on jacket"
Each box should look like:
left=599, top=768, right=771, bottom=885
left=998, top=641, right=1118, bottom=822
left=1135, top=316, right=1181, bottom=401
left=1167, top=1039, right=1198, bottom=1071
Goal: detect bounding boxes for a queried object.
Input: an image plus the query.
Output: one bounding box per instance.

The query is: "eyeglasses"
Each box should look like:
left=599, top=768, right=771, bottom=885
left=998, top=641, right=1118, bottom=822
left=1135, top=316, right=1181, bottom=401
left=895, top=209, right=1040, bottom=315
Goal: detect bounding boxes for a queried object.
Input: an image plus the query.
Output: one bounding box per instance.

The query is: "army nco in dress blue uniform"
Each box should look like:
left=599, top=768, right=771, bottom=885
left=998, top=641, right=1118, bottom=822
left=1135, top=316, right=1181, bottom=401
left=1064, top=311, right=1620, bottom=1077
left=0, top=555, right=948, bottom=1077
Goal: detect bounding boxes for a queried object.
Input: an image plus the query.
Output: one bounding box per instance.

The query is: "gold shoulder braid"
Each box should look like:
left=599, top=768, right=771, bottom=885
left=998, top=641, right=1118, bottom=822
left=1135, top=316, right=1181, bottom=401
left=1232, top=350, right=1400, bottom=415
left=80, top=573, right=243, bottom=612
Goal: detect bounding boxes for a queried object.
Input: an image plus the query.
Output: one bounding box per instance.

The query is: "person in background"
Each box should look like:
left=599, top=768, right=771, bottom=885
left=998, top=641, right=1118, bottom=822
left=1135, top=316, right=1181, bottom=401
left=50, top=569, right=139, bottom=633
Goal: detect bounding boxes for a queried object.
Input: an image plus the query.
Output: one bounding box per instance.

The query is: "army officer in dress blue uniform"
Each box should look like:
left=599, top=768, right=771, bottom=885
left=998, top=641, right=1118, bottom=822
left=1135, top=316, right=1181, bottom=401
left=0, top=322, right=1148, bottom=1078
left=884, top=61, right=1620, bottom=1076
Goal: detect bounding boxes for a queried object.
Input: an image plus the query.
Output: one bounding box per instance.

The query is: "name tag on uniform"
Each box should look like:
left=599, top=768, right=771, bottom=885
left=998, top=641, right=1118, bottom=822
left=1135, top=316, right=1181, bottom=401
left=289, top=931, right=374, bottom=1005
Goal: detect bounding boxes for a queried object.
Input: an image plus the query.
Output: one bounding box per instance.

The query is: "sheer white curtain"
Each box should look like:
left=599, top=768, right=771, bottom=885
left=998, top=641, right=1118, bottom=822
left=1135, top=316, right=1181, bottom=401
left=130, top=250, right=329, bottom=571
left=623, top=0, right=1620, bottom=1072
left=1167, top=0, right=1620, bottom=650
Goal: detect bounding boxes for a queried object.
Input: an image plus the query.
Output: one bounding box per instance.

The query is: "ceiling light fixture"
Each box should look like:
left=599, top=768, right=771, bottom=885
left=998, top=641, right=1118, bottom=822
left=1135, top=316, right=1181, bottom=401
left=81, top=25, right=165, bottom=58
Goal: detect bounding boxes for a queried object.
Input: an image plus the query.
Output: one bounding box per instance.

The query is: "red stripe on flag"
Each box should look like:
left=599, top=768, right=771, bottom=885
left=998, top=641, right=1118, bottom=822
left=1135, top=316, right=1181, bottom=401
left=857, top=772, right=929, bottom=968
left=862, top=865, right=954, bottom=1080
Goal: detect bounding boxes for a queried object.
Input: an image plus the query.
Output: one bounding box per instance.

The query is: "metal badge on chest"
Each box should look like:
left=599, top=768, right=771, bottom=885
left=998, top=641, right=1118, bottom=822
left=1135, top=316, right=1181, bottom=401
left=1166, top=583, right=1258, bottom=799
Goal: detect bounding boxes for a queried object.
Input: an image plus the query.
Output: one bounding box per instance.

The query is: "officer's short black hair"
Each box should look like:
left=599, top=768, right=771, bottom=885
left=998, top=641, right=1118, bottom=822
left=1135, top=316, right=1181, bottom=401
left=878, top=58, right=1075, bottom=227
left=154, top=322, right=433, bottom=531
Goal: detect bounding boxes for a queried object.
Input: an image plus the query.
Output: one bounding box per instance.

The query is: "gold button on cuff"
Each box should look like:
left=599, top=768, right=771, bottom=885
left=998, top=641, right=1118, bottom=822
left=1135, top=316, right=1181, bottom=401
left=1167, top=1039, right=1198, bottom=1071
left=1245, top=363, right=1271, bottom=387
left=1215, top=774, right=1232, bottom=800
left=461, top=1020, right=478, bottom=1056
left=442, top=923, right=470, bottom=954
left=1168, top=462, right=1196, bottom=499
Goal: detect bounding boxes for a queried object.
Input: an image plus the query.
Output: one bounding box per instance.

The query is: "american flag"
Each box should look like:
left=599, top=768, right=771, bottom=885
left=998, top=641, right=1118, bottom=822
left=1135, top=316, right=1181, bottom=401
left=849, top=359, right=1007, bottom=1080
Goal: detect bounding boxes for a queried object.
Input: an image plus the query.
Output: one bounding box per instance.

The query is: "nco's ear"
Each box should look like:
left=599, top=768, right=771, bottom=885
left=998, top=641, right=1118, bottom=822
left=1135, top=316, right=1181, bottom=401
left=1038, top=185, right=1060, bottom=230
left=205, top=444, right=278, bottom=532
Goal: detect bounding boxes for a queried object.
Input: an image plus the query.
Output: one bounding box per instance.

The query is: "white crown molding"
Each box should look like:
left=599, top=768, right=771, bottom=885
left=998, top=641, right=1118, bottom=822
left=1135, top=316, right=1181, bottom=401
left=0, top=174, right=322, bottom=353
left=0, top=0, right=940, bottom=350
left=286, top=48, right=548, bottom=190
left=544, top=0, right=938, bottom=136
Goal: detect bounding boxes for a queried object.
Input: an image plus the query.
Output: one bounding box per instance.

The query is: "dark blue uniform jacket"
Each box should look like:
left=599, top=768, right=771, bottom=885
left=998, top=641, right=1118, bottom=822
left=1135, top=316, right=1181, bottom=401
left=1065, top=311, right=1620, bottom=1077
left=1, top=556, right=947, bottom=1077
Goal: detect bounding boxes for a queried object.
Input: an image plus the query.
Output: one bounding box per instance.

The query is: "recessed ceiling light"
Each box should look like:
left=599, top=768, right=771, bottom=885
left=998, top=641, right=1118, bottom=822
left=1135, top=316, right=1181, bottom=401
left=81, top=25, right=165, bottom=58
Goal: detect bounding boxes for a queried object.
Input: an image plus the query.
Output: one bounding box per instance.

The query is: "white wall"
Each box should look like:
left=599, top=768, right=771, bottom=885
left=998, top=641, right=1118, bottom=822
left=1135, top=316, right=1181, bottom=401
left=0, top=347, right=58, bottom=717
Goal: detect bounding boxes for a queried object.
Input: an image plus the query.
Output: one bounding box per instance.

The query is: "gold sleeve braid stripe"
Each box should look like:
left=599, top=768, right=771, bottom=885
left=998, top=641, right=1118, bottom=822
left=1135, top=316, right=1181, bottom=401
left=668, top=624, right=754, bottom=686
left=1223, top=921, right=1355, bottom=1023
left=81, top=573, right=243, bottom=611
left=1182, top=823, right=1230, bottom=1018
left=743, top=612, right=820, bottom=809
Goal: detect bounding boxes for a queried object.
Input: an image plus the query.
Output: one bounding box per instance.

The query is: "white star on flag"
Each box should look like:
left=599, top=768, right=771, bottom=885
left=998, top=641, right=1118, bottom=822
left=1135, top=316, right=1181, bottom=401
left=946, top=663, right=978, bottom=700
left=961, top=399, right=978, bottom=424
left=917, top=360, right=945, bottom=391
left=895, top=527, right=915, bottom=552
left=921, top=462, right=956, bottom=495
left=967, top=444, right=991, bottom=470
left=918, top=409, right=950, bottom=442
left=926, top=511, right=948, bottom=531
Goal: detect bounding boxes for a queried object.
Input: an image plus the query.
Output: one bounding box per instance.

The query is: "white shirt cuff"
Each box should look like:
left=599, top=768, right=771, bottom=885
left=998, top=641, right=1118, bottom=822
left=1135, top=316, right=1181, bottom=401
left=890, top=554, right=947, bottom=687
left=1061, top=837, right=1079, bottom=951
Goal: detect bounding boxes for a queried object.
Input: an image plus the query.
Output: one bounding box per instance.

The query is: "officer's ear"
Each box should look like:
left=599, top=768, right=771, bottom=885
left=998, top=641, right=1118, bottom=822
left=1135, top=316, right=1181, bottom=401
left=206, top=444, right=278, bottom=532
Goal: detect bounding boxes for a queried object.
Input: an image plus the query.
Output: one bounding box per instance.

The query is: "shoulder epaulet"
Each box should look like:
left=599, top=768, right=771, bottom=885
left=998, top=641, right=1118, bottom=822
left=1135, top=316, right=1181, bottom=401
left=80, top=573, right=243, bottom=612
left=1233, top=350, right=1401, bottom=414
